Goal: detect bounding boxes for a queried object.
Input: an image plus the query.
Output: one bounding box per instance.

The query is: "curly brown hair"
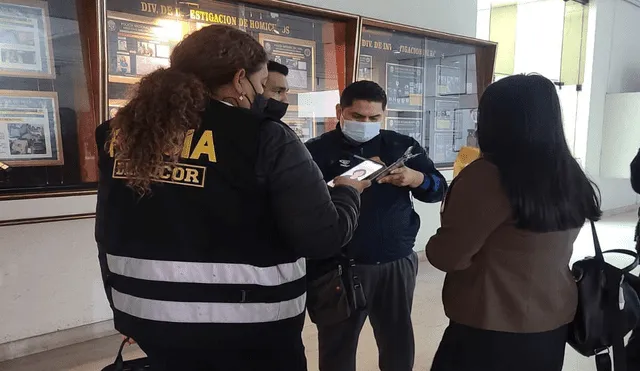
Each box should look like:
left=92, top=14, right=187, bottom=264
left=110, top=25, right=268, bottom=194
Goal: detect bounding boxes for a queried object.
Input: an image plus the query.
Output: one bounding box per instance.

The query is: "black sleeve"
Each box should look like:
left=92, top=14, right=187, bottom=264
left=406, top=138, right=448, bottom=203
left=257, top=121, right=361, bottom=259
left=95, top=122, right=114, bottom=308
left=632, top=149, right=640, bottom=194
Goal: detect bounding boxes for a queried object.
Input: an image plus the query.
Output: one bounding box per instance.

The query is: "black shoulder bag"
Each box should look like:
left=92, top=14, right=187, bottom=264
left=307, top=255, right=367, bottom=326
left=568, top=220, right=640, bottom=371
left=101, top=337, right=150, bottom=371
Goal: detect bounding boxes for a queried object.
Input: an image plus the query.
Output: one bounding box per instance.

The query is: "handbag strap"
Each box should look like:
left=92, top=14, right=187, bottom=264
left=603, top=249, right=640, bottom=273
left=113, top=337, right=129, bottom=371
left=596, top=351, right=612, bottom=371
left=591, top=220, right=640, bottom=272
left=590, top=220, right=604, bottom=261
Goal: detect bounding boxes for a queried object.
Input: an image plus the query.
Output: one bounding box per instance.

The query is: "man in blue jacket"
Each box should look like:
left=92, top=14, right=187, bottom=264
left=306, top=81, right=447, bottom=371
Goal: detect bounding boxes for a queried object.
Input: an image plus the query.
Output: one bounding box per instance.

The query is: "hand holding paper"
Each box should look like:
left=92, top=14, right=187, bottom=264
left=332, top=176, right=371, bottom=193
left=378, top=166, right=424, bottom=188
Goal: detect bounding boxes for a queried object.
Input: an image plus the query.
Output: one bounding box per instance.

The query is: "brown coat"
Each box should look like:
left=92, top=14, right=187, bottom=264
left=426, top=159, right=578, bottom=333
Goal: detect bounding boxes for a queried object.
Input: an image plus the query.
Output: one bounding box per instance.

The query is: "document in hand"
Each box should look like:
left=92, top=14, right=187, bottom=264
left=327, top=158, right=384, bottom=187
left=365, top=146, right=422, bottom=182
left=327, top=146, right=423, bottom=186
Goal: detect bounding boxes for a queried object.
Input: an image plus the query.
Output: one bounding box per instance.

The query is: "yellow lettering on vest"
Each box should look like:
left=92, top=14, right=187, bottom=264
left=181, top=129, right=195, bottom=159
left=108, top=129, right=120, bottom=158
left=114, top=160, right=126, bottom=176
left=184, top=168, right=200, bottom=184
left=159, top=165, right=172, bottom=180
left=112, top=159, right=206, bottom=188
left=172, top=167, right=185, bottom=181
left=190, top=130, right=216, bottom=162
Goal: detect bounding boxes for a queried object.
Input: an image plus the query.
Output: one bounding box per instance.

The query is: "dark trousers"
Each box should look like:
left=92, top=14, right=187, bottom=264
left=139, top=340, right=307, bottom=371
left=317, top=252, right=419, bottom=371
left=431, top=322, right=568, bottom=371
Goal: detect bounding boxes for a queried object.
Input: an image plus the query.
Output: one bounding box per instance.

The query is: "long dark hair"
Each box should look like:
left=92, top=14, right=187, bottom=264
left=110, top=25, right=267, bottom=194
left=477, top=74, right=601, bottom=232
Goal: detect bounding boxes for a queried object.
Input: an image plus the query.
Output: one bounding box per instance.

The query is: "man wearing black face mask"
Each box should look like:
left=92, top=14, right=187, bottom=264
left=263, top=61, right=290, bottom=120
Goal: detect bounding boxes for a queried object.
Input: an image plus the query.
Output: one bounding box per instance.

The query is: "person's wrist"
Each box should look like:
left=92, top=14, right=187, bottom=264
left=409, top=171, right=425, bottom=189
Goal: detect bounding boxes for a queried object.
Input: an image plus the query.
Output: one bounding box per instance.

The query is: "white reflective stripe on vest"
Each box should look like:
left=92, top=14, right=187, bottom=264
left=107, top=254, right=305, bottom=286
left=111, top=288, right=306, bottom=324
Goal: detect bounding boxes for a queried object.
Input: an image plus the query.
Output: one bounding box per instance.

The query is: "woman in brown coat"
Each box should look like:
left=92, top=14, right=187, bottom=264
left=427, top=74, right=602, bottom=371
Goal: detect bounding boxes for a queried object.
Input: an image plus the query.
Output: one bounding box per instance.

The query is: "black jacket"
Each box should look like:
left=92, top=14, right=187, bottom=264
left=306, top=127, right=446, bottom=265
left=632, top=149, right=640, bottom=194
left=95, top=100, right=361, bottom=350
left=632, top=149, right=640, bottom=243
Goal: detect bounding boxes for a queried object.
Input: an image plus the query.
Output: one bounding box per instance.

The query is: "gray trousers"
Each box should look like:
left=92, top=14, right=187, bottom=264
left=317, top=252, right=419, bottom=371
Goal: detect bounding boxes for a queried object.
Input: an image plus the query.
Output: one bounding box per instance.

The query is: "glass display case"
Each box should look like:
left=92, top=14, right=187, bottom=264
left=0, top=0, right=495, bottom=203
left=357, top=19, right=496, bottom=168
left=0, top=0, right=359, bottom=200
left=0, top=0, right=100, bottom=198
left=104, top=0, right=359, bottom=142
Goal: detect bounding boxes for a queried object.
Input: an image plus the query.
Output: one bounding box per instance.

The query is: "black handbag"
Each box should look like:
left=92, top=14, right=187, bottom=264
left=568, top=220, right=640, bottom=371
left=101, top=337, right=151, bottom=371
left=307, top=257, right=367, bottom=326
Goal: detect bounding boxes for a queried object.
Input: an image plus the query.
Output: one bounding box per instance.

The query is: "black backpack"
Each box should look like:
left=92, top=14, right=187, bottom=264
left=568, top=221, right=640, bottom=371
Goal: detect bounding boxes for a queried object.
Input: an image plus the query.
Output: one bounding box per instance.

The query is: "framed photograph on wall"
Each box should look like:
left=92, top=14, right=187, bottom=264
left=436, top=65, right=464, bottom=96
left=108, top=99, right=127, bottom=119
left=0, top=0, right=55, bottom=79
left=358, top=54, right=373, bottom=81
left=385, top=117, right=423, bottom=142
left=283, top=112, right=315, bottom=142
left=106, top=11, right=184, bottom=84
left=434, top=100, right=459, bottom=131
left=385, top=63, right=424, bottom=112
left=0, top=90, right=63, bottom=167
left=259, top=33, right=316, bottom=93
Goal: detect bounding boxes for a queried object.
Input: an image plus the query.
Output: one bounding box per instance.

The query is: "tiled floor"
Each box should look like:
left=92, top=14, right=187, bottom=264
left=0, top=212, right=637, bottom=371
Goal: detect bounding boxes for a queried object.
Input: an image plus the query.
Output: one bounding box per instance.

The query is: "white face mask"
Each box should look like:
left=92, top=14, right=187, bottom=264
left=342, top=119, right=381, bottom=143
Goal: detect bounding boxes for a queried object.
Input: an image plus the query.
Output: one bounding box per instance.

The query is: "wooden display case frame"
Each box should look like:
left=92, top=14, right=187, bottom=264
left=0, top=0, right=361, bottom=213
left=359, top=18, right=497, bottom=104
left=99, top=0, right=361, bottom=123
left=0, top=1, right=497, bottom=223
left=358, top=18, right=497, bottom=170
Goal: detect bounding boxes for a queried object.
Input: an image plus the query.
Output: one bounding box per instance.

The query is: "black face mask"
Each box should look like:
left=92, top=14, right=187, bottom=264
left=264, top=98, right=289, bottom=120
left=246, top=79, right=268, bottom=114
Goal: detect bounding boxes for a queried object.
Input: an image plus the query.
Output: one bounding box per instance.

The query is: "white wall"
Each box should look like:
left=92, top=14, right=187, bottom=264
left=0, top=0, right=478, bottom=360
left=0, top=218, right=112, bottom=345
left=580, top=0, right=640, bottom=211
left=600, top=93, right=640, bottom=179
left=606, top=1, right=640, bottom=94
left=513, top=0, right=565, bottom=81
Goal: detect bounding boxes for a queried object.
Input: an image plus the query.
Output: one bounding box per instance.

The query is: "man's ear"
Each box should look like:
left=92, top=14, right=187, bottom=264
left=335, top=104, right=342, bottom=120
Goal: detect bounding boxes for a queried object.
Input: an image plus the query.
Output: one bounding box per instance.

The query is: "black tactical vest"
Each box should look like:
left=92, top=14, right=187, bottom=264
left=95, top=100, right=306, bottom=349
